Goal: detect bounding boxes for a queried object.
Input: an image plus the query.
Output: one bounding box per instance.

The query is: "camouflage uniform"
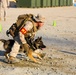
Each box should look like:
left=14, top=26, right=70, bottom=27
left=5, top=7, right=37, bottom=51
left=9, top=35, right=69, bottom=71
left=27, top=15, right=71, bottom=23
left=10, top=21, right=35, bottom=57
left=0, top=0, right=8, bottom=21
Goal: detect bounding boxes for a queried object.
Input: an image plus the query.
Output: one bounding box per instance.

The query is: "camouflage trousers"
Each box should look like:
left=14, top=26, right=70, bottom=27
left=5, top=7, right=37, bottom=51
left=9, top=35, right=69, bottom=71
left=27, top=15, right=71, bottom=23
left=10, top=32, right=27, bottom=57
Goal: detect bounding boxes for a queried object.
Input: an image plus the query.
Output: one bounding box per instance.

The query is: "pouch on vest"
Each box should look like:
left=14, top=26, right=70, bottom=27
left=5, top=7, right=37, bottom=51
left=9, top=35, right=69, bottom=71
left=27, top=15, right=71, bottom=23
left=6, top=23, right=18, bottom=37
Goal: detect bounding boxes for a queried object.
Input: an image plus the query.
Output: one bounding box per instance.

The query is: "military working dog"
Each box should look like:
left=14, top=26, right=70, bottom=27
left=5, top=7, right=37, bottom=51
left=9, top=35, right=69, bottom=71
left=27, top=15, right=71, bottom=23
left=0, top=37, right=46, bottom=63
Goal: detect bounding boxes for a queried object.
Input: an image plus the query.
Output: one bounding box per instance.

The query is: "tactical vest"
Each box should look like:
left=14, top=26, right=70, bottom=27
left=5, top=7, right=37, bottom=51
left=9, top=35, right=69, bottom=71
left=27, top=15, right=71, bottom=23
left=7, top=14, right=38, bottom=38
left=17, top=14, right=38, bottom=37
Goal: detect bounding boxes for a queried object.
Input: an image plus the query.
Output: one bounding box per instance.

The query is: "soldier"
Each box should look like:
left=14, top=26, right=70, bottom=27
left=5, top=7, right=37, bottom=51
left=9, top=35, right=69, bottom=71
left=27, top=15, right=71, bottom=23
left=0, top=0, right=8, bottom=21
left=7, top=14, right=45, bottom=63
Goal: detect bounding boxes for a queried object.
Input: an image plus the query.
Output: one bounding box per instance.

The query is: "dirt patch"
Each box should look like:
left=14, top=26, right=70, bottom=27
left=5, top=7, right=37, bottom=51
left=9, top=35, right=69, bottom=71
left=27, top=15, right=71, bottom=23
left=0, top=48, right=76, bottom=75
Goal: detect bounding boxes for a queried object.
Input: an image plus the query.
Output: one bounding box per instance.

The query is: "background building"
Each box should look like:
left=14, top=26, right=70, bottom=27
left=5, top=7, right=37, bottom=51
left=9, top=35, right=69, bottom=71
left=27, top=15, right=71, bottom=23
left=8, top=0, right=75, bottom=8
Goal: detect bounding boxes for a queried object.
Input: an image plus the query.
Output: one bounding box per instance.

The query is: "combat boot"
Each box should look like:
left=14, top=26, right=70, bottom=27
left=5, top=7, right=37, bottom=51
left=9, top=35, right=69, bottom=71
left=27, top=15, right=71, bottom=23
left=8, top=56, right=19, bottom=64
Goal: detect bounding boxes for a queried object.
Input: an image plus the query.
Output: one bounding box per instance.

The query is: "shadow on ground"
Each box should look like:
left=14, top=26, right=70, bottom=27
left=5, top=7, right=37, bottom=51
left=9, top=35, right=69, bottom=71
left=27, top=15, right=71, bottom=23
left=59, top=50, right=76, bottom=56
left=0, top=50, right=5, bottom=56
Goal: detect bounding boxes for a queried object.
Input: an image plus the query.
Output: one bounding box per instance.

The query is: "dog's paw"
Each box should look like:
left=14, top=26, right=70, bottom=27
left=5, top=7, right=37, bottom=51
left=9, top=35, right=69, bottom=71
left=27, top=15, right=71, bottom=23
left=35, top=60, right=42, bottom=64
left=37, top=61, right=42, bottom=64
left=40, top=53, right=46, bottom=58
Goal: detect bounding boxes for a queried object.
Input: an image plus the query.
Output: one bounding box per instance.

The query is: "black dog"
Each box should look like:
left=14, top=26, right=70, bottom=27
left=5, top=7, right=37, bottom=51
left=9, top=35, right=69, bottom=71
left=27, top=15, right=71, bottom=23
left=0, top=37, right=46, bottom=63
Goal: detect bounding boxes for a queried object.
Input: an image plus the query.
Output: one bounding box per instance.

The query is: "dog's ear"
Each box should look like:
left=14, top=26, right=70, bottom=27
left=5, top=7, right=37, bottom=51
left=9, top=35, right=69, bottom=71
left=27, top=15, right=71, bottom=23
left=37, top=37, right=39, bottom=39
left=35, top=37, right=39, bottom=42
left=37, top=37, right=40, bottom=41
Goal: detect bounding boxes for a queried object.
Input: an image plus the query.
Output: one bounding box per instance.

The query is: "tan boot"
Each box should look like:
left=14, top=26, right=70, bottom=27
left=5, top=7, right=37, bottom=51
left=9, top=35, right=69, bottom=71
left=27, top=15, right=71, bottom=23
left=8, top=56, right=19, bottom=64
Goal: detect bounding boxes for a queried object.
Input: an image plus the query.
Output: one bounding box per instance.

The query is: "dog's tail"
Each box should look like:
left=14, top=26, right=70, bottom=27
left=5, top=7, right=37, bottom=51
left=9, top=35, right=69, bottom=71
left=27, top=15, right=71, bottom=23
left=0, top=39, right=6, bottom=43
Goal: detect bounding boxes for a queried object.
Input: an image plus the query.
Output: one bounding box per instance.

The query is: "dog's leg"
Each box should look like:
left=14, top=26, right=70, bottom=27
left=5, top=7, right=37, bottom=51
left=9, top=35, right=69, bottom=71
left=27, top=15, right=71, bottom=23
left=4, top=52, right=9, bottom=59
left=27, top=49, right=41, bottom=63
left=4, top=49, right=11, bottom=60
left=36, top=53, right=42, bottom=60
left=32, top=52, right=42, bottom=60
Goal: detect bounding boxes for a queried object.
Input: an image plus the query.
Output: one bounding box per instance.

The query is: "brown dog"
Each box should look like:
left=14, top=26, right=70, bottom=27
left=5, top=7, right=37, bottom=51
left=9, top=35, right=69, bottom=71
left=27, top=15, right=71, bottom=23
left=0, top=37, right=46, bottom=63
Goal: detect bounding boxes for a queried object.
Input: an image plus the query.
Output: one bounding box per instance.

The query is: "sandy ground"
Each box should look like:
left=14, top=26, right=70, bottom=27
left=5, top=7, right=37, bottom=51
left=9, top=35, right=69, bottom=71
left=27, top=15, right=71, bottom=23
left=0, top=6, right=76, bottom=75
